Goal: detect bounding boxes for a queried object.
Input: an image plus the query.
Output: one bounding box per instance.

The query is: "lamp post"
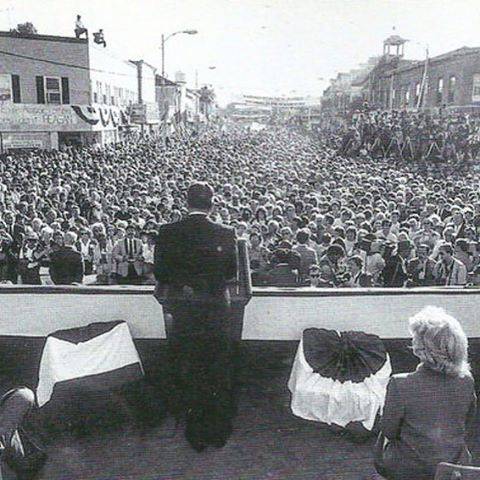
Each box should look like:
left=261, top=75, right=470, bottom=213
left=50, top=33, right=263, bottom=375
left=160, top=29, right=198, bottom=80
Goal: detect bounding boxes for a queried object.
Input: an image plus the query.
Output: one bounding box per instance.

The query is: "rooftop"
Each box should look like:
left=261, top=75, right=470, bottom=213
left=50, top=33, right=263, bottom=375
left=0, top=30, right=87, bottom=44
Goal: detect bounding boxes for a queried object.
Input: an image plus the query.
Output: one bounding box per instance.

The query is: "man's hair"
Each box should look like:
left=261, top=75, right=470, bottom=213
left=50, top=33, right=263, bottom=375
left=64, top=231, right=77, bottom=246
left=296, top=229, right=310, bottom=245
left=187, top=182, right=214, bottom=211
left=440, top=242, right=454, bottom=255
left=348, top=255, right=363, bottom=269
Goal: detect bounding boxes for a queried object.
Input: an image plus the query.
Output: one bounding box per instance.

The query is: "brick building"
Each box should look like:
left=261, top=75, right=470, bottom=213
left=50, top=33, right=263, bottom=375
left=360, top=37, right=480, bottom=113
left=0, top=31, right=158, bottom=151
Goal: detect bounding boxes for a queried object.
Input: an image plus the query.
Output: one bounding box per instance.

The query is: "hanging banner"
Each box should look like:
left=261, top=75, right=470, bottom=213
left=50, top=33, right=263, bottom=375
left=0, top=74, right=12, bottom=102
left=473, top=74, right=480, bottom=103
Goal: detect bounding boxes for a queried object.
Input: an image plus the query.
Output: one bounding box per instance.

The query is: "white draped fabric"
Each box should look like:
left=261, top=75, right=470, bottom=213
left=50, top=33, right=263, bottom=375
left=288, top=337, right=391, bottom=430
left=37, top=322, right=143, bottom=407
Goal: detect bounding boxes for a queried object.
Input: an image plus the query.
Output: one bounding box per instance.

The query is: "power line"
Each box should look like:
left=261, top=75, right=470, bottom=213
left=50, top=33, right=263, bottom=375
left=0, top=48, right=142, bottom=78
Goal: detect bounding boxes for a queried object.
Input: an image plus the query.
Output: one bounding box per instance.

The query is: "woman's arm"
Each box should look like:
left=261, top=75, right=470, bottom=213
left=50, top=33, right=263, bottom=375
left=381, top=376, right=404, bottom=441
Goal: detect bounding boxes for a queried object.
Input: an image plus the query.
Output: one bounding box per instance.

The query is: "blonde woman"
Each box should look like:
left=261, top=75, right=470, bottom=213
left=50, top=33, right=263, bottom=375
left=374, top=306, right=476, bottom=480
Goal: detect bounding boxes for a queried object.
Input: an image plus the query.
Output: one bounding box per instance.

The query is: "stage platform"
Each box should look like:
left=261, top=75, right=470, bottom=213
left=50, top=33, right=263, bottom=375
left=1, top=285, right=479, bottom=478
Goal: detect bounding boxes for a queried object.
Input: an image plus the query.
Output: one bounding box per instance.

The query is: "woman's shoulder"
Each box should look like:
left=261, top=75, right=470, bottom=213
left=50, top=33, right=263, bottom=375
left=391, top=367, right=475, bottom=390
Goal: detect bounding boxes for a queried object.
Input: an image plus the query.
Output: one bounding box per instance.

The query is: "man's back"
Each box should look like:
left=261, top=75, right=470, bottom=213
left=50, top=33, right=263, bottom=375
left=49, top=247, right=84, bottom=285
left=155, top=214, right=237, bottom=297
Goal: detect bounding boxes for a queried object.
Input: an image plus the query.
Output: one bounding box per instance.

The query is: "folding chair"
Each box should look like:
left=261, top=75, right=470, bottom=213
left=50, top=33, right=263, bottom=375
left=435, top=462, right=480, bottom=480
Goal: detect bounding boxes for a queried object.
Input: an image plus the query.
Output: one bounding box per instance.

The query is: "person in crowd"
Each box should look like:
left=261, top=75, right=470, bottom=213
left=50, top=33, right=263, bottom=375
left=140, top=230, right=157, bottom=285
left=343, top=255, right=372, bottom=287
left=454, top=238, right=473, bottom=272
left=248, top=231, right=270, bottom=285
left=113, top=224, right=144, bottom=285
left=407, top=243, right=436, bottom=287
left=433, top=243, right=467, bottom=286
left=93, top=232, right=114, bottom=285
left=76, top=228, right=95, bottom=276
left=374, top=306, right=476, bottom=480
left=49, top=232, right=84, bottom=285
left=17, top=232, right=43, bottom=285
left=382, top=240, right=412, bottom=287
left=292, top=228, right=318, bottom=283
left=266, top=248, right=298, bottom=287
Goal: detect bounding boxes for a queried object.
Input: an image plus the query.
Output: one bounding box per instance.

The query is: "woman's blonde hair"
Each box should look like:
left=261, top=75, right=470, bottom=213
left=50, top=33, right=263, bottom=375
left=409, top=306, right=471, bottom=377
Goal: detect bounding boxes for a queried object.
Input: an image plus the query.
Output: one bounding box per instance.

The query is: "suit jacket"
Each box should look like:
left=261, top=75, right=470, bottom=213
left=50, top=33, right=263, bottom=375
left=407, top=257, right=436, bottom=286
left=154, top=214, right=237, bottom=301
left=49, top=246, right=84, bottom=285
left=433, top=258, right=467, bottom=286
left=379, top=365, right=476, bottom=478
left=112, top=237, right=144, bottom=277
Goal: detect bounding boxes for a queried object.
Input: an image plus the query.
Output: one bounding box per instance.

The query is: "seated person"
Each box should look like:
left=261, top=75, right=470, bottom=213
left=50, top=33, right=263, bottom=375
left=374, top=306, right=476, bottom=480
left=342, top=255, right=372, bottom=287
left=307, top=262, right=334, bottom=287
left=0, top=387, right=46, bottom=479
left=266, top=248, right=298, bottom=287
left=74, top=15, right=88, bottom=39
left=292, top=228, right=318, bottom=281
left=93, top=29, right=106, bottom=48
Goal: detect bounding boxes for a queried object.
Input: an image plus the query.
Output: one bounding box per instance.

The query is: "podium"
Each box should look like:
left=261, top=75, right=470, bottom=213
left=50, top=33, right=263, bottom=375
left=228, top=238, right=253, bottom=342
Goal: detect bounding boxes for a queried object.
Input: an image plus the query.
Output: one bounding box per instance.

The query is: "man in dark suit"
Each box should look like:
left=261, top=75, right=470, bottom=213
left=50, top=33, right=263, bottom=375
left=154, top=182, right=238, bottom=452
left=49, top=232, right=84, bottom=285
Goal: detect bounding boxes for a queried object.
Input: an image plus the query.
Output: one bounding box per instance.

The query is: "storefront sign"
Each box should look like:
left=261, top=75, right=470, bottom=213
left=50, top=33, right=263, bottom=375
left=0, top=104, right=129, bottom=132
left=2, top=132, right=50, bottom=150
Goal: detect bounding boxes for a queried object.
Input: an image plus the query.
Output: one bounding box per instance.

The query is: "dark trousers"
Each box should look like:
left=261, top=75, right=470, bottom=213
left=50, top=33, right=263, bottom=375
left=118, top=264, right=141, bottom=285
left=165, top=295, right=236, bottom=448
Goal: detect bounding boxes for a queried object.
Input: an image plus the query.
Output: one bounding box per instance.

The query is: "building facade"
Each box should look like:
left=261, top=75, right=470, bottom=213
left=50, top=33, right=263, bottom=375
left=360, top=39, right=480, bottom=113
left=0, top=31, right=158, bottom=151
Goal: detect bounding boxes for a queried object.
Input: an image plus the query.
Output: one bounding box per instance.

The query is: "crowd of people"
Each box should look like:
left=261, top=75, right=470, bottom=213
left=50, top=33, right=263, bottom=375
left=335, top=109, right=480, bottom=163
left=1, top=115, right=480, bottom=288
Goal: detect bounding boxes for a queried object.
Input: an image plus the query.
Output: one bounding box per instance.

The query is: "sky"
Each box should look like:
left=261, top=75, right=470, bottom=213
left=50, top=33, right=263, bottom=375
left=1, top=0, right=480, bottom=105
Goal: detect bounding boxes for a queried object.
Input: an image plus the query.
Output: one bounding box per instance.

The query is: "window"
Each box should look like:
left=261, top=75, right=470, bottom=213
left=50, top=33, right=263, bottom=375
left=474, top=73, right=480, bottom=102
left=405, top=87, right=410, bottom=106
left=44, top=77, right=61, bottom=104
left=436, top=77, right=444, bottom=105
left=105, top=84, right=111, bottom=105
left=11, top=75, right=21, bottom=103
left=448, top=76, right=456, bottom=104
left=93, top=92, right=98, bottom=103
left=415, top=82, right=421, bottom=106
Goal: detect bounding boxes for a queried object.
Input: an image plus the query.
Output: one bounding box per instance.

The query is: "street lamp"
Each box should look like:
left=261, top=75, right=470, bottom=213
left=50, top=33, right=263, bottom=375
left=160, top=29, right=198, bottom=79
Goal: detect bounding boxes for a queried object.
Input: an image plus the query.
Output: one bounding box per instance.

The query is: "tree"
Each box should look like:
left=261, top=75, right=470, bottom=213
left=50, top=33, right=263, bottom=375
left=11, top=22, right=38, bottom=35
